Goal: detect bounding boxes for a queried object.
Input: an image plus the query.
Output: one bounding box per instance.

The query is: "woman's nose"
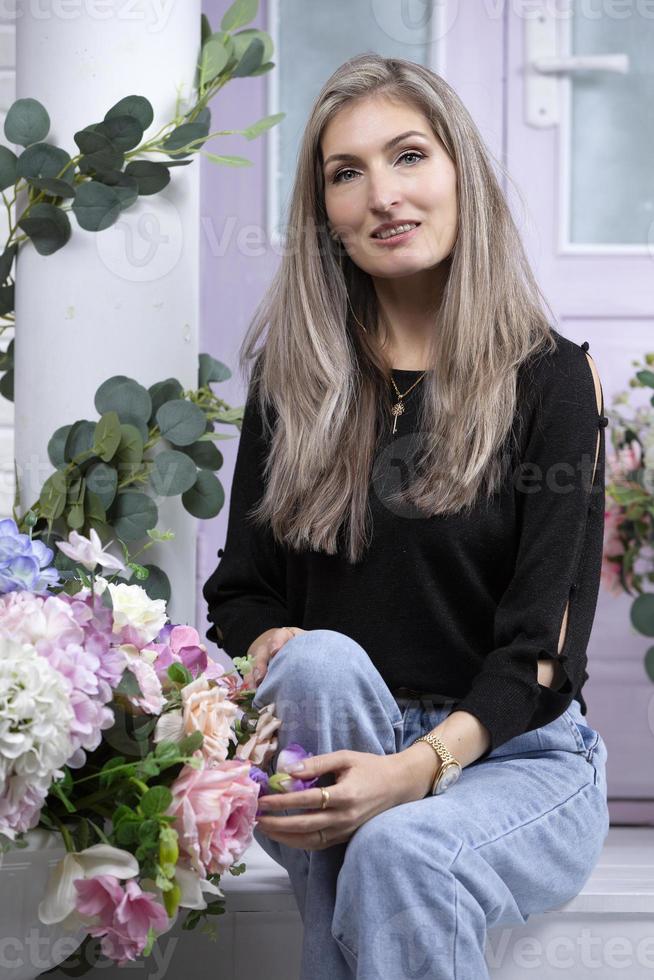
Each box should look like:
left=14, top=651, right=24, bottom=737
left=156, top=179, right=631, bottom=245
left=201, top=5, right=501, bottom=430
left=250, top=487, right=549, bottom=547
left=367, top=170, right=401, bottom=212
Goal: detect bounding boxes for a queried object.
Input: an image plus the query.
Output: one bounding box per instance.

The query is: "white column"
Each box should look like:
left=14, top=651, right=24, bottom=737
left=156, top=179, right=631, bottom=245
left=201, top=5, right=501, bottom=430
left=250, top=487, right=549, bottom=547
left=14, top=1, right=200, bottom=625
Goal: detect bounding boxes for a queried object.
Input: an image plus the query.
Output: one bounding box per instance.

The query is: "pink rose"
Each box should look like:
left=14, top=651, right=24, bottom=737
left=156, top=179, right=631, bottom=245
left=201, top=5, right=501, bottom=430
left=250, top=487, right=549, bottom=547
left=74, top=875, right=169, bottom=967
left=166, top=756, right=259, bottom=877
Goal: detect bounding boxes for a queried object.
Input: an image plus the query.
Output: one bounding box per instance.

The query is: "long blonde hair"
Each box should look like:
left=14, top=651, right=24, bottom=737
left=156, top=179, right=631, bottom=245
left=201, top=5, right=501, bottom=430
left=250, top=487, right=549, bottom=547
left=238, top=52, right=557, bottom=564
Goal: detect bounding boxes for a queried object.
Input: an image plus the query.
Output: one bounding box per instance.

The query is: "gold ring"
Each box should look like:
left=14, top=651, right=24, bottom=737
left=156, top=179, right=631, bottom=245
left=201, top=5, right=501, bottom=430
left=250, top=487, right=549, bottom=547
left=320, top=786, right=330, bottom=810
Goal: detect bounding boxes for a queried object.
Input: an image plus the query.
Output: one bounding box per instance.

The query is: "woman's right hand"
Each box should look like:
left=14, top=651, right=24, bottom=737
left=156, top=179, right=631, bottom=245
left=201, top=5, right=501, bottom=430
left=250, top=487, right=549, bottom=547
left=248, top=626, right=307, bottom=688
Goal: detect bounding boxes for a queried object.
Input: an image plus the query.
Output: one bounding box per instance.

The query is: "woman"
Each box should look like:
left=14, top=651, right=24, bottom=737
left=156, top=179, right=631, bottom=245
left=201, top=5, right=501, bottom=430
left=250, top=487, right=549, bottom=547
left=203, top=53, right=610, bottom=980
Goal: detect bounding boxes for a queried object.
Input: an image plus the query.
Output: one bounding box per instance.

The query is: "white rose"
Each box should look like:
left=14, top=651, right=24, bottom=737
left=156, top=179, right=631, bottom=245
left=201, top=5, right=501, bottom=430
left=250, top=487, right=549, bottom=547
left=108, top=582, right=167, bottom=644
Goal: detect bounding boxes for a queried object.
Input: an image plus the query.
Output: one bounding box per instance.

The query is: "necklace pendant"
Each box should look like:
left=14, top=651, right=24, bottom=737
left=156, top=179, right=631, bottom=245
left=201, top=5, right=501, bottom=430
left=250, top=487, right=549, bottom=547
left=391, top=400, right=405, bottom=434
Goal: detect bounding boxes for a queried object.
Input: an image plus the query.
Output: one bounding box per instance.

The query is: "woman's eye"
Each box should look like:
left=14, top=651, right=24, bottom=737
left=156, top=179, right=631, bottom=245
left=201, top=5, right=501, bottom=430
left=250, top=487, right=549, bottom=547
left=331, top=150, right=424, bottom=184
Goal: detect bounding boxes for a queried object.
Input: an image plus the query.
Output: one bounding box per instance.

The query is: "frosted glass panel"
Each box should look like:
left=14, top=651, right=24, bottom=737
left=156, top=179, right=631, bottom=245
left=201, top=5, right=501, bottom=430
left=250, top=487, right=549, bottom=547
left=275, top=0, right=439, bottom=236
left=569, top=12, right=654, bottom=245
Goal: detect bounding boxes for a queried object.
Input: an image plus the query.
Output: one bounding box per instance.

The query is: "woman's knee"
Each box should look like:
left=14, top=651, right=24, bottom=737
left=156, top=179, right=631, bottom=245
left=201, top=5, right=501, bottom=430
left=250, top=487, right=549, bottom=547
left=262, top=628, right=368, bottom=687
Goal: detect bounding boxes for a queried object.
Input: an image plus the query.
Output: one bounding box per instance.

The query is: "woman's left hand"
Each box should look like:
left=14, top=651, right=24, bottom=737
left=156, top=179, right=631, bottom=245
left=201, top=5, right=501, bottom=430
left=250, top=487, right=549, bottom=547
left=254, top=749, right=418, bottom=851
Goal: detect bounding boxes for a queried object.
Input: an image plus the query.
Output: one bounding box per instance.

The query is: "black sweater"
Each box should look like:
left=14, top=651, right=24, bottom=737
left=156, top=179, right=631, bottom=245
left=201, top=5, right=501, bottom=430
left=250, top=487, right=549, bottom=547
left=202, top=330, right=607, bottom=758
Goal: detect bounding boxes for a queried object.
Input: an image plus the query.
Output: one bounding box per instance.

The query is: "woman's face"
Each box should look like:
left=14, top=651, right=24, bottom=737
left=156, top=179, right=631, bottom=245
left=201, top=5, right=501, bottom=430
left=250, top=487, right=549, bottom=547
left=321, top=95, right=458, bottom=280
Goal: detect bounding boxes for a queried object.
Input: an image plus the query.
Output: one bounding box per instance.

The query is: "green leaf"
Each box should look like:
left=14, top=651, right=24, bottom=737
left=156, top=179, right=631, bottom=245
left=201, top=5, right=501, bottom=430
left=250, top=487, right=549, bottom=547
left=5, top=98, right=50, bottom=146
left=123, top=160, right=171, bottom=196
left=16, top=142, right=73, bottom=182
left=636, top=370, right=654, bottom=389
left=114, top=423, right=144, bottom=481
left=148, top=378, right=183, bottom=421
left=17, top=203, right=71, bottom=255
left=95, top=170, right=140, bottom=209
left=0, top=146, right=18, bottom=190
left=203, top=153, right=252, bottom=168
left=93, top=115, right=143, bottom=152
left=200, top=36, right=230, bottom=86
left=181, top=471, right=224, bottom=519
left=47, top=425, right=72, bottom=469
left=251, top=61, right=275, bottom=77
left=67, top=502, right=85, bottom=530
left=645, top=646, right=654, bottom=683
left=115, top=665, right=143, bottom=698
left=86, top=462, right=118, bottom=510
left=156, top=400, right=206, bottom=447
left=162, top=123, right=208, bottom=154
left=0, top=244, right=17, bottom=282
left=138, top=818, right=160, bottom=843
left=3, top=369, right=14, bottom=403
left=221, top=0, right=258, bottom=32
left=64, top=419, right=97, bottom=463
left=141, top=785, right=173, bottom=817
left=199, top=353, right=231, bottom=387
left=105, top=95, right=154, bottom=133
left=231, top=37, right=264, bottom=77
left=149, top=450, right=198, bottom=496
left=242, top=111, right=284, bottom=140
left=93, top=411, right=123, bottom=462
left=168, top=662, right=193, bottom=686
left=95, top=376, right=152, bottom=424
left=28, top=176, right=76, bottom=198
left=40, top=470, right=68, bottom=521
left=111, top=490, right=158, bottom=541
left=178, top=730, right=203, bottom=755
left=85, top=489, right=107, bottom=523
left=71, top=181, right=122, bottom=232
left=201, top=13, right=212, bottom=45
left=0, top=337, right=13, bottom=371
left=0, top=283, right=13, bottom=316
left=140, top=563, right=171, bottom=603
left=232, top=28, right=273, bottom=67
left=179, top=439, right=222, bottom=471
left=631, top=593, right=654, bottom=637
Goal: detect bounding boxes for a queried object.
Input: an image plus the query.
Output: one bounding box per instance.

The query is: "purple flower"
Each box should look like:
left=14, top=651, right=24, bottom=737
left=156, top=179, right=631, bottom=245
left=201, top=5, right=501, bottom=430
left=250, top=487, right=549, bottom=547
left=269, top=743, right=319, bottom=793
left=0, top=519, right=60, bottom=594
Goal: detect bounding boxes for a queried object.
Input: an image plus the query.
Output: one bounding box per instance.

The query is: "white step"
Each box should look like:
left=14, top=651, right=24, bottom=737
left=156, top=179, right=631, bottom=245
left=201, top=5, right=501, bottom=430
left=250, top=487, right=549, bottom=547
left=46, top=826, right=654, bottom=979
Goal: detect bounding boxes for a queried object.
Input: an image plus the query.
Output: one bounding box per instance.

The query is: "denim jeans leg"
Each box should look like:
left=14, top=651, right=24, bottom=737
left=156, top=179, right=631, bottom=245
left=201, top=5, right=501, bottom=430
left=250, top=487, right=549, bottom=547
left=251, top=628, right=406, bottom=980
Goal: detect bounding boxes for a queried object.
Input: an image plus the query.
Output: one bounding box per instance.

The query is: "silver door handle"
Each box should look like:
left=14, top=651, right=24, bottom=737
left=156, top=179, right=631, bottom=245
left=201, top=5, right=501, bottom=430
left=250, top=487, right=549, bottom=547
left=532, top=53, right=630, bottom=74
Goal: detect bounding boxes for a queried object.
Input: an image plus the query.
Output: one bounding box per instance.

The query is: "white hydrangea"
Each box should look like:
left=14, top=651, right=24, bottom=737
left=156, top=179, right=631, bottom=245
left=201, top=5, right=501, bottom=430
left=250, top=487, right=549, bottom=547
left=0, top=637, right=74, bottom=791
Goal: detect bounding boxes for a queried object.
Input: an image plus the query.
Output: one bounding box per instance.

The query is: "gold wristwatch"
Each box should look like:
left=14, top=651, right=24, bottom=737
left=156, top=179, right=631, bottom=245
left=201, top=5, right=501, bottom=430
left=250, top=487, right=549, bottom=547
left=413, top=733, right=462, bottom=795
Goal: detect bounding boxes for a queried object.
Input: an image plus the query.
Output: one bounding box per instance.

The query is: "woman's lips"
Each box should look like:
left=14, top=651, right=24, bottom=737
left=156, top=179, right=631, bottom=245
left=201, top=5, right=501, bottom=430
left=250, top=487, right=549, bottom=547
left=371, top=223, right=421, bottom=246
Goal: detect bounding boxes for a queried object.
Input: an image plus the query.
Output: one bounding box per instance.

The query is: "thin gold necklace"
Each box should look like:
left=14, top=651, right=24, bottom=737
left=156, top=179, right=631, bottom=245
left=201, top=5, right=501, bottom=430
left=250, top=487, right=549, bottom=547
left=345, top=296, right=427, bottom=435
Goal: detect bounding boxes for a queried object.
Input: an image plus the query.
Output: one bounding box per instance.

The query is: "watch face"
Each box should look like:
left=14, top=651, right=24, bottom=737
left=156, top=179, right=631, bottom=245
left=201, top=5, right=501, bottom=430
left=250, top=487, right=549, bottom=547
left=435, top=763, right=461, bottom=793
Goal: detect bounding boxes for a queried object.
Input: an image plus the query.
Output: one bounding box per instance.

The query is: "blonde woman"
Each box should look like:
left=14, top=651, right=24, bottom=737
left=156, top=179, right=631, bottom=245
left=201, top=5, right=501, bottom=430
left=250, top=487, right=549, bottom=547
left=203, top=53, right=609, bottom=980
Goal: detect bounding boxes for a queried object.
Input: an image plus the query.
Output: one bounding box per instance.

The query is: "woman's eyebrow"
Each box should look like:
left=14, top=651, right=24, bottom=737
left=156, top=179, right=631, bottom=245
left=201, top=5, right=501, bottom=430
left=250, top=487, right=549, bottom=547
left=323, top=130, right=430, bottom=169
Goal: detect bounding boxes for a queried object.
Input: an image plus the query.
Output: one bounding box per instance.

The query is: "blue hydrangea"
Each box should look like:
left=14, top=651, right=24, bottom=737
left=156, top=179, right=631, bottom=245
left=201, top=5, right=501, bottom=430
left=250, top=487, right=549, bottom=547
left=0, top=518, right=60, bottom=594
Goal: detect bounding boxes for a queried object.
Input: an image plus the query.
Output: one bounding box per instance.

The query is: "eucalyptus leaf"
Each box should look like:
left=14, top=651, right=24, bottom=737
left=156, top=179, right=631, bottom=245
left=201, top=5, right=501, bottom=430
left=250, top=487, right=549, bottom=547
left=148, top=378, right=183, bottom=421
left=71, top=181, right=122, bottom=232
left=0, top=284, right=14, bottom=315
left=64, top=420, right=97, bottom=463
left=0, top=146, right=18, bottom=190
left=149, top=450, right=198, bottom=497
left=179, top=439, right=222, bottom=471
left=67, top=502, right=85, bottom=530
left=105, top=95, right=154, bottom=133
left=111, top=490, right=158, bottom=541
left=221, top=0, right=258, bottom=33
left=162, top=123, right=208, bottom=154
left=85, top=488, right=108, bottom=524
left=156, top=400, right=206, bottom=447
left=140, top=563, right=171, bottom=603
left=203, top=153, right=252, bottom=168
left=201, top=12, right=212, bottom=45
left=40, top=470, right=68, bottom=521
left=95, top=376, right=152, bottom=423
left=91, top=170, right=140, bottom=209
left=93, top=411, right=122, bottom=462
left=231, top=37, right=264, bottom=78
left=5, top=98, right=50, bottom=147
left=201, top=36, right=230, bottom=85
left=16, top=142, right=73, bottom=182
left=232, top=27, right=273, bottom=65
left=123, top=160, right=171, bottom=196
left=0, top=338, right=12, bottom=371
left=251, top=61, right=274, bottom=77
left=47, top=425, right=72, bottom=469
left=198, top=353, right=231, bottom=387
left=0, top=368, right=13, bottom=402
left=0, top=244, right=17, bottom=282
left=28, top=177, right=76, bottom=198
left=93, top=116, right=143, bottom=153
left=18, top=203, right=71, bottom=255
left=114, top=424, right=144, bottom=482
left=242, top=111, right=285, bottom=141
left=181, top=471, right=224, bottom=519
left=86, top=462, right=118, bottom=510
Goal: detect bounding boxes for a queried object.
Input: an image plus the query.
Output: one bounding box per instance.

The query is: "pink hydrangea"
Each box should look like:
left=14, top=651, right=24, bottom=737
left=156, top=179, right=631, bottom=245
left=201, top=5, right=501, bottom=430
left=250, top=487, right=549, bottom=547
left=74, top=875, right=169, bottom=966
left=166, top=755, right=259, bottom=877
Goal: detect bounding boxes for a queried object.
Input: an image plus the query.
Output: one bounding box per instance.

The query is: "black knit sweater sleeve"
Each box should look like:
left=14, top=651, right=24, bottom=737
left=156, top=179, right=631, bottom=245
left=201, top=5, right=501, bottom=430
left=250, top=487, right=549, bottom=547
left=202, top=375, right=289, bottom=659
left=452, top=341, right=606, bottom=757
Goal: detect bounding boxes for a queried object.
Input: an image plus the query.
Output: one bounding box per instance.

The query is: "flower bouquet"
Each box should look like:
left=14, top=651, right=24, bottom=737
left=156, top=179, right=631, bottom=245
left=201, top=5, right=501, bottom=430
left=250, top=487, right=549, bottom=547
left=0, top=519, right=316, bottom=968
left=602, top=352, right=654, bottom=683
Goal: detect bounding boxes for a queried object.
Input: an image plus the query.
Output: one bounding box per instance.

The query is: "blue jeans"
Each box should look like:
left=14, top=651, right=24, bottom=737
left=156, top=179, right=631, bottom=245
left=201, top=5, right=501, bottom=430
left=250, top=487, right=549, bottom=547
left=251, top=629, right=610, bottom=980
